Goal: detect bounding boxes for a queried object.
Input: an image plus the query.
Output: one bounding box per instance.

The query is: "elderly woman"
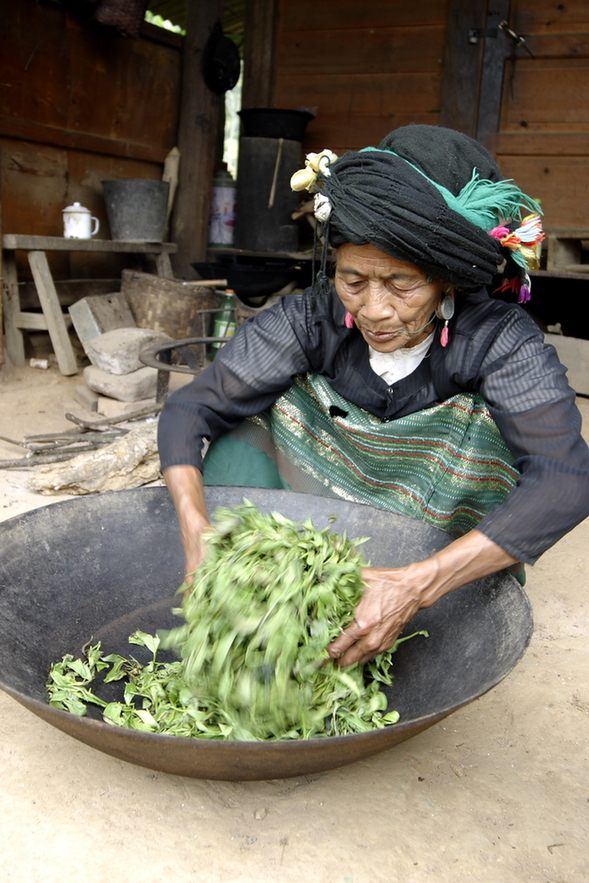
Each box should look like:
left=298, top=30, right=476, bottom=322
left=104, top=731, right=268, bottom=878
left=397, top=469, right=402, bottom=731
left=158, top=125, right=589, bottom=668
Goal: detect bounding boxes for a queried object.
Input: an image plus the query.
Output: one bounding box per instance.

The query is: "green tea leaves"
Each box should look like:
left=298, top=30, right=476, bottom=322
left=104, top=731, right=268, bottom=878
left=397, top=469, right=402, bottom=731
left=47, top=503, right=428, bottom=741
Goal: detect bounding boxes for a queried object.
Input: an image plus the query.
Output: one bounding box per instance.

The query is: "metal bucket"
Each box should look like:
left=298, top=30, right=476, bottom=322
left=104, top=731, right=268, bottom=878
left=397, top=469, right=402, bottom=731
left=102, top=179, right=169, bottom=242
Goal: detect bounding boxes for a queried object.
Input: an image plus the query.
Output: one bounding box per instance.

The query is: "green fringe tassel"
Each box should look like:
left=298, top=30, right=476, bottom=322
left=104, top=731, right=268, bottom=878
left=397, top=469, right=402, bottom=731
left=359, top=147, right=542, bottom=233
left=447, top=170, right=542, bottom=233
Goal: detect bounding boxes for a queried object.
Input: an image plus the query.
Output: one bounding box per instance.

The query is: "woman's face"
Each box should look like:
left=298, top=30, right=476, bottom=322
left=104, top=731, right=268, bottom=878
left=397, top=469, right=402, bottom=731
left=335, top=243, right=446, bottom=353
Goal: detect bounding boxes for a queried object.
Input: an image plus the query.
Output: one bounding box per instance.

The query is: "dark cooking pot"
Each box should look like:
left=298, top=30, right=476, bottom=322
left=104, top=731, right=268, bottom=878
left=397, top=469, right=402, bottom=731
left=192, top=260, right=302, bottom=306
left=238, top=108, right=314, bottom=141
left=0, top=487, right=532, bottom=781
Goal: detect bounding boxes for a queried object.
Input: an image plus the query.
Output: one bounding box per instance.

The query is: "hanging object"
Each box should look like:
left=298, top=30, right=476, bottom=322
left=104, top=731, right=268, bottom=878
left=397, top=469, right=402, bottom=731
left=202, top=23, right=241, bottom=95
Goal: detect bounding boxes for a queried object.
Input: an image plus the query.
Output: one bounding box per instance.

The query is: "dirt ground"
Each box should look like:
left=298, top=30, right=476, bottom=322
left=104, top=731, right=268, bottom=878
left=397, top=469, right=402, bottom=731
left=1, top=357, right=588, bottom=883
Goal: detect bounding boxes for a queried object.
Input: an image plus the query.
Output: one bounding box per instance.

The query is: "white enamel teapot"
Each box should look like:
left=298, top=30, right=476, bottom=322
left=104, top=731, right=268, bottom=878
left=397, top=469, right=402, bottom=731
left=62, top=202, right=100, bottom=239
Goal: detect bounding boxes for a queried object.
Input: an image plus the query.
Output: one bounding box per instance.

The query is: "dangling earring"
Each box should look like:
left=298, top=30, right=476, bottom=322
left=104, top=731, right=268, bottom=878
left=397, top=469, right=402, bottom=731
left=439, top=288, right=454, bottom=348
left=344, top=311, right=355, bottom=329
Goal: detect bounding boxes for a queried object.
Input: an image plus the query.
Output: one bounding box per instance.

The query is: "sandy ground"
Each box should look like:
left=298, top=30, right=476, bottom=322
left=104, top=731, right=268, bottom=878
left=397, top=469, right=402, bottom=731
left=1, top=358, right=588, bottom=883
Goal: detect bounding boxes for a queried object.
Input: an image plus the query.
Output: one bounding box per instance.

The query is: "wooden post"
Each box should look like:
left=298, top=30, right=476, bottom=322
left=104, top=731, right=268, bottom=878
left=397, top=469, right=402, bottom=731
left=170, top=0, right=225, bottom=277
left=438, top=0, right=487, bottom=138
left=242, top=0, right=279, bottom=109
left=475, top=0, right=512, bottom=155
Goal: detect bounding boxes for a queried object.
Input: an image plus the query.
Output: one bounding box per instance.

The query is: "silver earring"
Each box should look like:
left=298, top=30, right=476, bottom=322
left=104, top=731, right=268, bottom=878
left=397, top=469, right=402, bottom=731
left=440, top=294, right=454, bottom=347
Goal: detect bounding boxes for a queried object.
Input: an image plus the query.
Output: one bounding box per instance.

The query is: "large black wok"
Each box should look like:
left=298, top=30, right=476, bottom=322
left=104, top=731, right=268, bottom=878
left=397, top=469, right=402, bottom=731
left=0, top=487, right=532, bottom=781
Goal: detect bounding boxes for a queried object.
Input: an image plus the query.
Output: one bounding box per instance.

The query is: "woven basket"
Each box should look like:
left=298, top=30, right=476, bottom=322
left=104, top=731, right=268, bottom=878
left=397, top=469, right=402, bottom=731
left=121, top=270, right=222, bottom=341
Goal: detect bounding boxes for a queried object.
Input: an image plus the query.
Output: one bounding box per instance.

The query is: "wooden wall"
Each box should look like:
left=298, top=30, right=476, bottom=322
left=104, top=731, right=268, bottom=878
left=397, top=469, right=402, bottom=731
left=496, top=1, right=589, bottom=229
left=271, top=0, right=589, bottom=232
left=272, top=0, right=449, bottom=156
left=0, top=0, right=181, bottom=279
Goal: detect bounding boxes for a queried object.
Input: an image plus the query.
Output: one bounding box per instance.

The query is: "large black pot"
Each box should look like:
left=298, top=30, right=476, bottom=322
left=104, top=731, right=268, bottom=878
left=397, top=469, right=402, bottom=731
left=0, top=488, right=532, bottom=781
left=238, top=108, right=314, bottom=141
left=192, top=259, right=302, bottom=306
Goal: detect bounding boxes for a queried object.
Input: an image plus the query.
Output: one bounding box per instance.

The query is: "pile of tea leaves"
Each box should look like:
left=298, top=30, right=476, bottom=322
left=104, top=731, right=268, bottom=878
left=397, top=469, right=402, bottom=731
left=47, top=502, right=426, bottom=741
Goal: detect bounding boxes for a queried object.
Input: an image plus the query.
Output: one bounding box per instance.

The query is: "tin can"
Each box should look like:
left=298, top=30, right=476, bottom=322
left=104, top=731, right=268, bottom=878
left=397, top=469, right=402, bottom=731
left=208, top=169, right=236, bottom=246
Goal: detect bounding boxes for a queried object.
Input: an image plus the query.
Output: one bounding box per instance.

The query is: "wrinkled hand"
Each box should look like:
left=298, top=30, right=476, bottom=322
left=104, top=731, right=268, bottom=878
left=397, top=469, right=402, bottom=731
left=326, top=530, right=518, bottom=668
left=327, top=564, right=434, bottom=667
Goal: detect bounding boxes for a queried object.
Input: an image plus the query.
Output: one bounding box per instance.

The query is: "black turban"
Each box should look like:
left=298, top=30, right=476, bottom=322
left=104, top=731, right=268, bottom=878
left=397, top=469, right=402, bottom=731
left=316, top=125, right=522, bottom=291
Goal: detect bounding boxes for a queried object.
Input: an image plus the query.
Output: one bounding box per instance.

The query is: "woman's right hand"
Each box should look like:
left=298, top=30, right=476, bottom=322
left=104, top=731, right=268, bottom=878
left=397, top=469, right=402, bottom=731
left=162, top=464, right=211, bottom=576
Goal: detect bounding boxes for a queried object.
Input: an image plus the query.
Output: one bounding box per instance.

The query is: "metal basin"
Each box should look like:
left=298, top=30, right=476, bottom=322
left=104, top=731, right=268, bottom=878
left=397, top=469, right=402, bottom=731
left=0, top=487, right=532, bottom=781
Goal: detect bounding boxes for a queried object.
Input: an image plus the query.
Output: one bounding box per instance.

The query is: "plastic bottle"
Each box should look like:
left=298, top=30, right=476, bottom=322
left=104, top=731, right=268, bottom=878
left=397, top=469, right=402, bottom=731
left=210, top=290, right=237, bottom=358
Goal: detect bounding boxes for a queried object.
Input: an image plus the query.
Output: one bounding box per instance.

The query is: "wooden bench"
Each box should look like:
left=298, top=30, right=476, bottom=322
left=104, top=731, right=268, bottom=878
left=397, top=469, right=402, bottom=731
left=1, top=235, right=177, bottom=375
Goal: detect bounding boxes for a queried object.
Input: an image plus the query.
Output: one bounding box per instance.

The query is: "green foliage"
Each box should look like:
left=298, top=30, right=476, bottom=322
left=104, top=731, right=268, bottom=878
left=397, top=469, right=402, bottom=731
left=47, top=503, right=427, bottom=741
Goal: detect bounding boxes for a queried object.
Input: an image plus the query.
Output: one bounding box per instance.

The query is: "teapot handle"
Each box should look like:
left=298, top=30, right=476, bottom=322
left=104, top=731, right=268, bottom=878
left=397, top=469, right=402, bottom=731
left=91, top=216, right=100, bottom=236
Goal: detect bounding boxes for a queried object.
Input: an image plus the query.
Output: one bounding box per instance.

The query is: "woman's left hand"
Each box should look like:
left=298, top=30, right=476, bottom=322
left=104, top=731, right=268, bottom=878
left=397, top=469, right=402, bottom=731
left=326, top=563, right=435, bottom=667
left=327, top=529, right=519, bottom=667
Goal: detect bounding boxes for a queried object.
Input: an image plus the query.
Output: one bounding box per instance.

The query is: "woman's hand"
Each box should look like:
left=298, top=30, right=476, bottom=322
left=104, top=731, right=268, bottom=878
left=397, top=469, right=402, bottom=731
left=162, top=464, right=211, bottom=576
left=327, top=529, right=518, bottom=667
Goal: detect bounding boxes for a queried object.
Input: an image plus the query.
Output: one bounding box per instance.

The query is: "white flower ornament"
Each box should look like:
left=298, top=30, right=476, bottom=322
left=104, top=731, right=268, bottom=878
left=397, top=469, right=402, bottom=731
left=313, top=193, right=332, bottom=222
left=290, top=149, right=338, bottom=193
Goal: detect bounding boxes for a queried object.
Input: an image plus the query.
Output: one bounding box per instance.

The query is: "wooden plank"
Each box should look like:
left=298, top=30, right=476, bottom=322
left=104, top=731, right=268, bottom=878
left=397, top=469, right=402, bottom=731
left=513, top=0, right=589, bottom=34
left=154, top=253, right=174, bottom=278
left=500, top=59, right=589, bottom=127
left=0, top=116, right=170, bottom=164
left=65, top=16, right=180, bottom=153
left=27, top=251, right=78, bottom=375
left=280, top=0, right=448, bottom=31
left=476, top=0, right=512, bottom=154
left=275, top=72, right=443, bottom=115
left=438, top=0, right=486, bottom=136
left=276, top=25, right=446, bottom=75
left=16, top=312, right=73, bottom=331
left=1, top=253, right=25, bottom=367
left=497, top=133, right=589, bottom=155
left=242, top=0, right=279, bottom=108
left=497, top=155, right=589, bottom=228
left=2, top=235, right=177, bottom=253
left=517, top=33, right=589, bottom=58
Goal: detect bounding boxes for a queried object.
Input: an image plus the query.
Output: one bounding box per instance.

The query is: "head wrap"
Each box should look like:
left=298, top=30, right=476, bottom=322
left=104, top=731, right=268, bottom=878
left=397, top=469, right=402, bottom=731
left=291, top=125, right=543, bottom=298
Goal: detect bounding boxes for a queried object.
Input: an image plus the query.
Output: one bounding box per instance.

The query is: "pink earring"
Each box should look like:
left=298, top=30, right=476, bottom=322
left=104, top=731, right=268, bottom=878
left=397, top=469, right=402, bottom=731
left=439, top=291, right=454, bottom=347
left=344, top=311, right=354, bottom=329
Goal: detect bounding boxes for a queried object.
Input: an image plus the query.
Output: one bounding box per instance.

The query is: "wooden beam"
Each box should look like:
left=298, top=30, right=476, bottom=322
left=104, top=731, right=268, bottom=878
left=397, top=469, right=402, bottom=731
left=242, top=0, right=280, bottom=109
left=170, top=0, right=225, bottom=276
left=2, top=235, right=176, bottom=253
left=476, top=0, right=512, bottom=155
left=438, top=0, right=487, bottom=137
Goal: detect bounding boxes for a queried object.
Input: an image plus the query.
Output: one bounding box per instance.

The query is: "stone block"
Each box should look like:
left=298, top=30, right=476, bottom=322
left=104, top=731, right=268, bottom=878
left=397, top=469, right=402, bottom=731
left=83, top=364, right=158, bottom=402
left=85, top=328, right=171, bottom=375
left=72, top=385, right=99, bottom=413
left=97, top=396, right=156, bottom=418
left=68, top=293, right=136, bottom=348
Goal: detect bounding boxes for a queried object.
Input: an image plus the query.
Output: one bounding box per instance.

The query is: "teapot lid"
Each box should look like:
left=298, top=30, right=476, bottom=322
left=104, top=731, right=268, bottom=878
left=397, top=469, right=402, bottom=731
left=63, top=201, right=90, bottom=213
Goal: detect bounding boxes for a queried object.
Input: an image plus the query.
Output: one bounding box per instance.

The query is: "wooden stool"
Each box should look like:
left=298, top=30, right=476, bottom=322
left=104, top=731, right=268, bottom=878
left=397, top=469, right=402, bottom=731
left=1, top=235, right=177, bottom=375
